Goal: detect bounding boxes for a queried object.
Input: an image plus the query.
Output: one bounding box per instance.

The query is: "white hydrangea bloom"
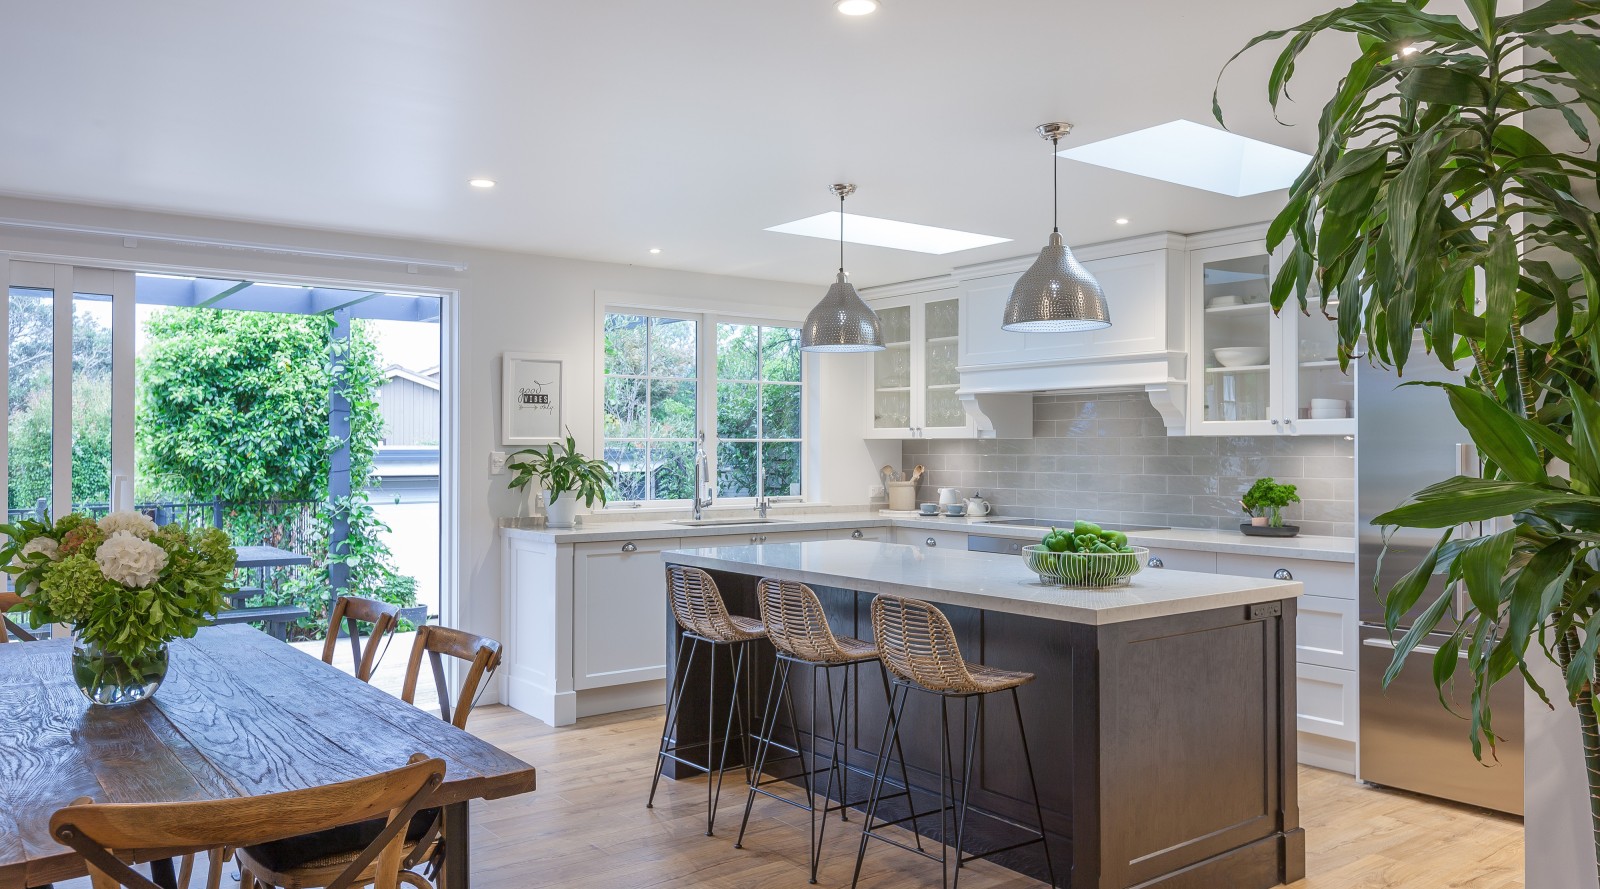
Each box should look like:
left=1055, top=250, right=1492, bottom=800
left=95, top=530, right=169, bottom=589
left=17, top=536, right=59, bottom=564
left=98, top=510, right=158, bottom=539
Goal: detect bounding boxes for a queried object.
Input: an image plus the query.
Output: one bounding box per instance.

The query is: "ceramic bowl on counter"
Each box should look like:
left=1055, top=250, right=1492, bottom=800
left=1212, top=346, right=1269, bottom=368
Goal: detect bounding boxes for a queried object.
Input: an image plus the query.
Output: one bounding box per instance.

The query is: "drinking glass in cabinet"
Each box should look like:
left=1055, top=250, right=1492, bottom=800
left=925, top=298, right=959, bottom=339
left=1207, top=371, right=1270, bottom=422
left=875, top=390, right=911, bottom=428
left=879, top=305, right=912, bottom=344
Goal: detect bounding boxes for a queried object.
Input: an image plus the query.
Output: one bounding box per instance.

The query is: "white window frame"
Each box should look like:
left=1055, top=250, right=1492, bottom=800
left=597, top=303, right=809, bottom=509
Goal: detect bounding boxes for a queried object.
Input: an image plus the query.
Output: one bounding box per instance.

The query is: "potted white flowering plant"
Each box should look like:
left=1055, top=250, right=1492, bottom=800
left=1, top=510, right=237, bottom=705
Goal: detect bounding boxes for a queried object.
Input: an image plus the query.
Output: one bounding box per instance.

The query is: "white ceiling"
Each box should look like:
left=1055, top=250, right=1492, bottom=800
left=0, top=0, right=1354, bottom=286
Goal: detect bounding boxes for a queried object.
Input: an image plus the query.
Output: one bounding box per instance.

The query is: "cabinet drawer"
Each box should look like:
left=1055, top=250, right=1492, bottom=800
left=1216, top=553, right=1356, bottom=600
left=1296, top=594, right=1358, bottom=670
left=830, top=527, right=888, bottom=542
left=1296, top=663, right=1357, bottom=742
left=892, top=528, right=969, bottom=550
left=1141, top=547, right=1217, bottom=573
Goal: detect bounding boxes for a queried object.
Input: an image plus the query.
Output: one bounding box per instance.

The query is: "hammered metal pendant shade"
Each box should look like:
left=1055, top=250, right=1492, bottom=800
left=1002, top=231, right=1111, bottom=332
left=802, top=271, right=885, bottom=352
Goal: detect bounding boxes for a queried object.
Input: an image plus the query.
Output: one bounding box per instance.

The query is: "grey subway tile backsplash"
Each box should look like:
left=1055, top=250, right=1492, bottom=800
left=901, top=392, right=1354, bottom=535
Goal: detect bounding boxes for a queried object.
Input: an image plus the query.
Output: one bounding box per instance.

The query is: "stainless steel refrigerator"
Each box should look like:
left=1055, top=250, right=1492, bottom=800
left=1356, top=346, right=1524, bottom=815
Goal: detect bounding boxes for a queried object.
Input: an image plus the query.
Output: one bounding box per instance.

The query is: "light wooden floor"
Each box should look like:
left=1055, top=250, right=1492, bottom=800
left=61, top=663, right=1528, bottom=889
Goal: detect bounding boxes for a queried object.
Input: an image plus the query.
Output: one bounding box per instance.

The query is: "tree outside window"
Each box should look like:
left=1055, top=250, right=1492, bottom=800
left=602, top=312, right=803, bottom=503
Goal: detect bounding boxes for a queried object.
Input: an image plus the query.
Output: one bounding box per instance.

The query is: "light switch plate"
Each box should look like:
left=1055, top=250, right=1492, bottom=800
left=868, top=485, right=886, bottom=500
left=489, top=451, right=508, bottom=475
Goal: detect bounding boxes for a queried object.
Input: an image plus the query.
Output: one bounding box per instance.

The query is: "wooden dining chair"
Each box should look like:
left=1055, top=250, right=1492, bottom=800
left=0, top=591, right=39, bottom=642
left=50, top=755, right=444, bottom=889
left=231, top=627, right=503, bottom=889
left=320, top=596, right=402, bottom=682
left=401, top=625, right=503, bottom=730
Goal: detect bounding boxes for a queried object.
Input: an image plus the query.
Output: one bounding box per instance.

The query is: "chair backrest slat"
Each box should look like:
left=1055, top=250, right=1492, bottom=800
left=666, top=566, right=750, bottom=643
left=52, top=755, right=445, bottom=889
left=401, top=625, right=502, bottom=730
left=320, top=595, right=402, bottom=682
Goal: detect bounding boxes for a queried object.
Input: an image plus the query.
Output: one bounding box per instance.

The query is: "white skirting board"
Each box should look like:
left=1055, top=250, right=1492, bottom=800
left=1298, top=732, right=1355, bottom=775
left=505, top=674, right=665, bottom=728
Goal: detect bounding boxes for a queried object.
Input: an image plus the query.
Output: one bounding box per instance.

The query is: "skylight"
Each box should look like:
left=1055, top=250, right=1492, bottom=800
left=1059, top=120, right=1310, bottom=198
left=765, top=212, right=1010, bottom=255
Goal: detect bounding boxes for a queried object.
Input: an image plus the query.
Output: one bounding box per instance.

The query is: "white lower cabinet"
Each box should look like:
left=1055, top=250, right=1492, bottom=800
left=1295, top=662, right=1358, bottom=742
left=1143, top=547, right=1218, bottom=573
left=573, top=540, right=676, bottom=691
left=831, top=526, right=888, bottom=541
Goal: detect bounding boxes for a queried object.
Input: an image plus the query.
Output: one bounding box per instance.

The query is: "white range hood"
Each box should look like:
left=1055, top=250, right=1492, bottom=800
left=951, top=233, right=1190, bottom=435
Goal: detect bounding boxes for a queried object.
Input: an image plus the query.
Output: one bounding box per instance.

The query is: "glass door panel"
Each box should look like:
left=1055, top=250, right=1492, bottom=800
left=872, top=304, right=911, bottom=430
left=1294, top=300, right=1354, bottom=423
left=70, top=290, right=114, bottom=512
left=1199, top=252, right=1273, bottom=423
left=922, top=297, right=964, bottom=430
left=8, top=285, right=54, bottom=522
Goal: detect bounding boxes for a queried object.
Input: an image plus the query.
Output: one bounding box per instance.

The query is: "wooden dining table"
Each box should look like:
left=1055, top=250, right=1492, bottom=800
left=0, top=624, right=536, bottom=889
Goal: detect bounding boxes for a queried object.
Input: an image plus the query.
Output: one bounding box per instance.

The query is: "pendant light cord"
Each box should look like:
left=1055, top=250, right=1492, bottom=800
left=1051, top=134, right=1060, bottom=234
left=839, top=191, right=846, bottom=274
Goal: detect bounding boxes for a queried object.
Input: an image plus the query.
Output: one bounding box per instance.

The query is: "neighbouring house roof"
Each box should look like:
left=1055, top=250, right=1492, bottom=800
left=381, top=364, right=440, bottom=390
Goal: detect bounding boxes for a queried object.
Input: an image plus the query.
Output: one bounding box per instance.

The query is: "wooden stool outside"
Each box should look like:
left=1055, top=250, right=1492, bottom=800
left=852, top=593, right=1056, bottom=889
left=648, top=565, right=765, bottom=836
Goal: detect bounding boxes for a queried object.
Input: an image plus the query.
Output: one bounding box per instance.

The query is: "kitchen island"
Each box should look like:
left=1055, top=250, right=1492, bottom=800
left=662, top=540, right=1304, bottom=889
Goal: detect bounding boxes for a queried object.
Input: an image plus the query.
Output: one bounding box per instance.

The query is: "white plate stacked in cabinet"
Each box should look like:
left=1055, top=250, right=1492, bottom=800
left=1145, top=545, right=1359, bottom=774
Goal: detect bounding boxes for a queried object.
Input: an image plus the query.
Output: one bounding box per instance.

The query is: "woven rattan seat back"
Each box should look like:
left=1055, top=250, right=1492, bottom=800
left=667, top=565, right=758, bottom=642
left=757, top=578, right=857, bottom=664
left=871, top=594, right=980, bottom=694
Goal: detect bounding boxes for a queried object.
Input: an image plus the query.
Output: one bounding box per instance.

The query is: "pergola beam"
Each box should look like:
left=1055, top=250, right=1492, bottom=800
left=132, top=276, right=440, bottom=323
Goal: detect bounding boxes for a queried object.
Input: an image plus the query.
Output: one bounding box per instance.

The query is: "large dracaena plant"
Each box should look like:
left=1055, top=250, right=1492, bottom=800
left=1217, top=0, right=1600, bottom=875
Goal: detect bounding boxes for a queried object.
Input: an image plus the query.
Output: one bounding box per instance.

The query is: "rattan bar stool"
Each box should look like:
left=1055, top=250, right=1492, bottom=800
left=734, top=578, right=921, bottom=884
left=852, top=593, right=1056, bottom=889
left=648, top=564, right=767, bottom=836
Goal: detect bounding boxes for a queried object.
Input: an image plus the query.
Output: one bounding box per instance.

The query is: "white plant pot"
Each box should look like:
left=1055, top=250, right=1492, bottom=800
left=545, top=491, right=579, bottom=528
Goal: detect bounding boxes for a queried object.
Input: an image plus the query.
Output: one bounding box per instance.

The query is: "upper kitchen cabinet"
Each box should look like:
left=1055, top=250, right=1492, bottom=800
left=864, top=284, right=977, bottom=439
left=1187, top=229, right=1355, bottom=436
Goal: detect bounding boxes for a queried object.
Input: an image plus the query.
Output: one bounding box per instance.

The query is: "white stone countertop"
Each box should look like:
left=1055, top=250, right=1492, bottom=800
left=499, top=509, right=1355, bottom=562
left=662, top=540, right=1302, bottom=626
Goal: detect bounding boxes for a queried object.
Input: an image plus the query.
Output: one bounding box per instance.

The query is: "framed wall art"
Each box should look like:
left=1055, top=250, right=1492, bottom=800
left=501, top=353, right=563, bottom=446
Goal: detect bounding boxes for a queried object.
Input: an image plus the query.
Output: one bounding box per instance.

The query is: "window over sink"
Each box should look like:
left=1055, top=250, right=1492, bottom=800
left=601, top=311, right=804, bottom=505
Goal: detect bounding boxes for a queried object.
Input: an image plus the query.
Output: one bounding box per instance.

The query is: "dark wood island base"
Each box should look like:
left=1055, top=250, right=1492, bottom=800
left=661, top=561, right=1304, bottom=889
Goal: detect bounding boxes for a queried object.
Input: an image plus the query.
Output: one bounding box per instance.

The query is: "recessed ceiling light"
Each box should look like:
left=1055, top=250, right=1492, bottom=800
left=468, top=178, right=496, bottom=188
left=1059, top=119, right=1311, bottom=197
left=649, top=248, right=662, bottom=254
left=836, top=0, right=880, bottom=15
left=767, top=212, right=1010, bottom=255
left=1115, top=218, right=1129, bottom=225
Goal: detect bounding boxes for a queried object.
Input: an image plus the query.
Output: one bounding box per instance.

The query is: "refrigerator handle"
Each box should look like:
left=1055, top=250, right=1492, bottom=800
left=1452, top=443, right=1483, bottom=623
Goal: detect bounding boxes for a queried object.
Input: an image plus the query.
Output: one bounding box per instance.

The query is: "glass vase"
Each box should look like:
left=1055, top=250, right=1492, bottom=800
left=71, top=636, right=168, bottom=706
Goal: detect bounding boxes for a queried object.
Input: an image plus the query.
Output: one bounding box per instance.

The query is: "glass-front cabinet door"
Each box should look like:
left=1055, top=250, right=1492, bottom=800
left=870, top=303, right=913, bottom=435
left=865, top=288, right=972, bottom=439
left=1285, top=295, right=1356, bottom=434
left=920, top=296, right=967, bottom=436
left=1189, top=241, right=1282, bottom=436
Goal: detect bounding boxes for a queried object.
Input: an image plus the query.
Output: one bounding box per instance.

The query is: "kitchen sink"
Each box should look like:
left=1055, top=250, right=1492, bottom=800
left=668, top=518, right=790, bottom=527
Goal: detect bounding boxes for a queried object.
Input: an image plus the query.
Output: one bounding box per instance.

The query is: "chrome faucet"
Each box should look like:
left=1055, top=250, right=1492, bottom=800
left=692, top=431, right=714, bottom=520
left=757, top=496, right=771, bottom=520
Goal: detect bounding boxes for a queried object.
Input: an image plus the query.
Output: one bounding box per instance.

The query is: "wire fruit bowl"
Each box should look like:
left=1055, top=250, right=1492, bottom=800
left=1023, top=544, right=1148, bottom=588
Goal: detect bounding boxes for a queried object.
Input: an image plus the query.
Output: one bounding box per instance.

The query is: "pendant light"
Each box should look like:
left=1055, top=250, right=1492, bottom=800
left=1002, top=122, right=1111, bottom=332
left=801, top=183, right=885, bottom=352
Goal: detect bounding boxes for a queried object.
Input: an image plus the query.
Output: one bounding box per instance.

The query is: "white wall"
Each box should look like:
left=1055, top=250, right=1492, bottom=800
left=0, top=195, right=886, bottom=702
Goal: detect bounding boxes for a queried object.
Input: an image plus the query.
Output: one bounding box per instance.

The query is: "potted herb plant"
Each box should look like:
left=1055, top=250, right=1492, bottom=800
left=2, top=511, right=237, bottom=705
left=1240, top=478, right=1301, bottom=536
left=1218, top=0, right=1600, bottom=876
left=507, top=430, right=614, bottom=528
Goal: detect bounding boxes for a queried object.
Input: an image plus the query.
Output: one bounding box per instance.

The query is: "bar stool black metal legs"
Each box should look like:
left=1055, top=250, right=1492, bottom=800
left=734, top=578, right=921, bottom=883
left=852, top=594, right=1057, bottom=889
left=647, top=566, right=767, bottom=836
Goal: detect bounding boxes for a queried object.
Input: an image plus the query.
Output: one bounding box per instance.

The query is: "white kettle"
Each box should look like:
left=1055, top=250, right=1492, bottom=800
left=937, top=487, right=962, bottom=508
left=964, top=494, right=992, bottom=517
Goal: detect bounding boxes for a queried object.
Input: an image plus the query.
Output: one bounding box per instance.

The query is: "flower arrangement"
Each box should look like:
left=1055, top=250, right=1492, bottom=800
left=1, top=511, right=237, bottom=704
